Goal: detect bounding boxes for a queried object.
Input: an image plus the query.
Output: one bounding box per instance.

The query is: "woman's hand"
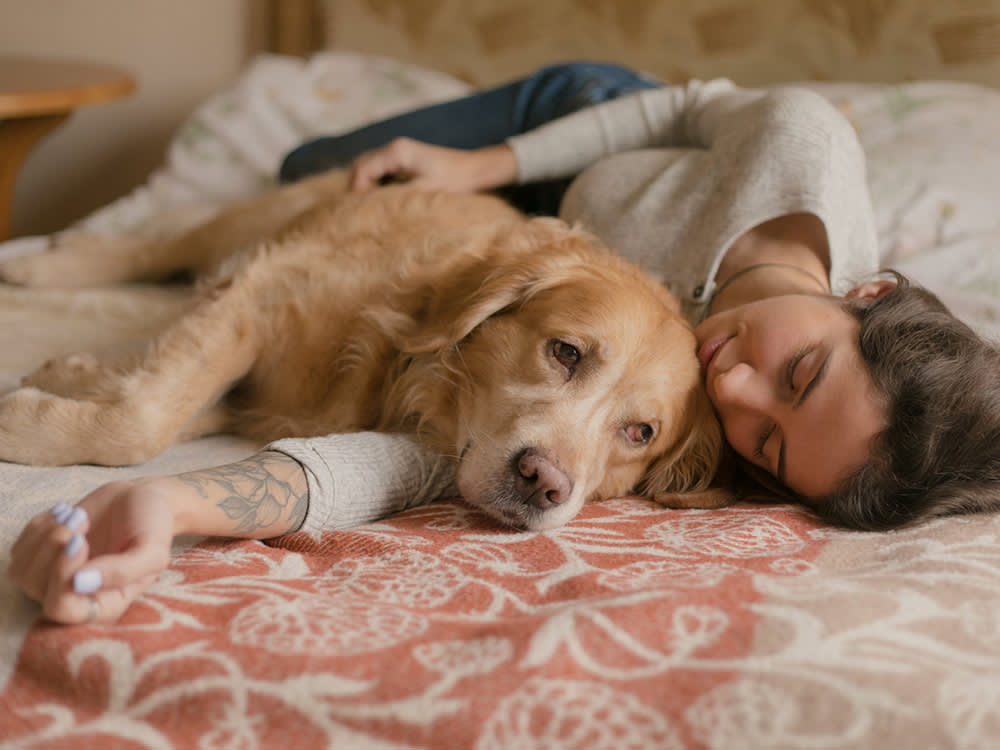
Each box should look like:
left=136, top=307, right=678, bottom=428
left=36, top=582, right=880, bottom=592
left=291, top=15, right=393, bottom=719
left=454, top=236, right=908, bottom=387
left=9, top=480, right=177, bottom=625
left=8, top=450, right=310, bottom=625
left=350, top=138, right=518, bottom=193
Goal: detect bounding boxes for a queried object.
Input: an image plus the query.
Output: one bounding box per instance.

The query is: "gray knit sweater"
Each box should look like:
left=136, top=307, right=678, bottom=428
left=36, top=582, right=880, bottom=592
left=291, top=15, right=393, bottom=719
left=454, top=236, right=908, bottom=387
left=271, top=79, right=880, bottom=534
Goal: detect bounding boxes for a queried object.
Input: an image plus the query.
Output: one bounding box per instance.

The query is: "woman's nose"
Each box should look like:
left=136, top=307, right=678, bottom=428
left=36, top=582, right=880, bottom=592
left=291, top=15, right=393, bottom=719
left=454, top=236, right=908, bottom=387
left=712, top=361, right=771, bottom=413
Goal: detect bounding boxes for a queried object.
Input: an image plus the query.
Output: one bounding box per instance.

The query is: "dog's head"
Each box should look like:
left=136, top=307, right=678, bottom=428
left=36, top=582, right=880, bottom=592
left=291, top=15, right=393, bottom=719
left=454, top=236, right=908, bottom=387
left=396, top=218, right=726, bottom=530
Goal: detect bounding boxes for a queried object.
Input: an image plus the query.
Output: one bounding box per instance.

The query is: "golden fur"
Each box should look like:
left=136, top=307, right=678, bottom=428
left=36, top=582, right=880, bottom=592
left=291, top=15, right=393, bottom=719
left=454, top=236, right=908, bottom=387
left=0, top=170, right=726, bottom=529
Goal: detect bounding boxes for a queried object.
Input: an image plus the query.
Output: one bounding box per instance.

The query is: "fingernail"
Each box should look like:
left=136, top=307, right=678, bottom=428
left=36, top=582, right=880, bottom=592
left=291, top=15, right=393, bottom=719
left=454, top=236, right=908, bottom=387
left=73, top=568, right=102, bottom=594
left=65, top=507, right=87, bottom=531
left=64, top=534, right=83, bottom=557
left=50, top=503, right=72, bottom=523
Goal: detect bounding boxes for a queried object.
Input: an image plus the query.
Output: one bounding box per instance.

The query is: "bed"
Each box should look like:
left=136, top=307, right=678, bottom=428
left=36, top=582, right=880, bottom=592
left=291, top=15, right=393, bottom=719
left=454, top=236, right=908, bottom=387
left=3, top=1, right=1000, bottom=748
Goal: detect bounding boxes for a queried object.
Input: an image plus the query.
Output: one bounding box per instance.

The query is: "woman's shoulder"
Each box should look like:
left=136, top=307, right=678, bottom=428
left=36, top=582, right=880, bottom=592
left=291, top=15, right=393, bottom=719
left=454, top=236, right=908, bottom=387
left=752, top=86, right=858, bottom=138
left=713, top=84, right=866, bottom=168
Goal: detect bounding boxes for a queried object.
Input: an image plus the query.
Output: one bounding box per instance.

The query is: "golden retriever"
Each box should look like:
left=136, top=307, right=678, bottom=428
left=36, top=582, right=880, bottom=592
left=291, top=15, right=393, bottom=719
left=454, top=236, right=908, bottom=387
left=0, top=170, right=724, bottom=530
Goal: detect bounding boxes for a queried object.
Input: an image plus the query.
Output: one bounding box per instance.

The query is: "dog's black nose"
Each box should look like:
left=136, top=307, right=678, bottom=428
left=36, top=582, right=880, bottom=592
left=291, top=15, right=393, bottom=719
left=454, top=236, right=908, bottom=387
left=514, top=448, right=573, bottom=509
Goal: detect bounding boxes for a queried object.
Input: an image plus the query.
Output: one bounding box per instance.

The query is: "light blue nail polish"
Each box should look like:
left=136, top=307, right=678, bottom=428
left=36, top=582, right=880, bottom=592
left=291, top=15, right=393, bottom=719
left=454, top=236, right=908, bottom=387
left=64, top=534, right=83, bottom=557
left=65, top=507, right=87, bottom=531
left=73, top=568, right=102, bottom=595
left=50, top=503, right=72, bottom=523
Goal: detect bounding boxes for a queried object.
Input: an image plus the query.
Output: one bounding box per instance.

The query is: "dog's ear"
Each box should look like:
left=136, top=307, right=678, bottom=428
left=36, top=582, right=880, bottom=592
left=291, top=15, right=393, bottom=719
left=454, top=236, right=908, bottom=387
left=638, top=388, right=734, bottom=509
left=403, top=218, right=592, bottom=352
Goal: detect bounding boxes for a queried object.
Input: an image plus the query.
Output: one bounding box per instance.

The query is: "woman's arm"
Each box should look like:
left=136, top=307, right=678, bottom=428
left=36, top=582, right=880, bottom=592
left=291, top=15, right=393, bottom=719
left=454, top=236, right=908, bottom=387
left=348, top=80, right=763, bottom=192
left=169, top=450, right=309, bottom=538
left=7, top=451, right=309, bottom=625
left=9, top=432, right=457, bottom=625
left=508, top=79, right=760, bottom=183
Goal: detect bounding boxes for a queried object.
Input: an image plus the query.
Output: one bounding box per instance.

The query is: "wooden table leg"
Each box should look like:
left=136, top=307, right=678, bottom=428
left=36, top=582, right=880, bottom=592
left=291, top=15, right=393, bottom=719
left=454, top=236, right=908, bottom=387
left=0, top=113, right=69, bottom=241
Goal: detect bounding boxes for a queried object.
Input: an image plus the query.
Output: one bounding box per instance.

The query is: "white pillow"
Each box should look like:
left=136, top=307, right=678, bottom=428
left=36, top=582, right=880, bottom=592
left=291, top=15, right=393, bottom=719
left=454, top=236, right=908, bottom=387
left=73, top=52, right=471, bottom=236
left=803, top=81, right=1000, bottom=340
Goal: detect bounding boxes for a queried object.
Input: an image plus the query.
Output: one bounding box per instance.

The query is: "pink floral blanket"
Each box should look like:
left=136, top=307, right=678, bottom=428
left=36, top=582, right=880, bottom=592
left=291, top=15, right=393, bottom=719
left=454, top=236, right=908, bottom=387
left=4, top=491, right=999, bottom=749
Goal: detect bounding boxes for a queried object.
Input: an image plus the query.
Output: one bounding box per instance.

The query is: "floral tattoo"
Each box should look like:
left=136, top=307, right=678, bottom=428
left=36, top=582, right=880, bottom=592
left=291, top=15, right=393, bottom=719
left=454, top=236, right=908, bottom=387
left=177, top=452, right=308, bottom=534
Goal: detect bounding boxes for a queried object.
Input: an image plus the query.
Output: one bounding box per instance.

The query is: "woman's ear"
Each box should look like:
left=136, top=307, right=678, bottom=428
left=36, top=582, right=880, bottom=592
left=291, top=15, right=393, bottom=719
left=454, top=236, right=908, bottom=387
left=844, top=278, right=898, bottom=302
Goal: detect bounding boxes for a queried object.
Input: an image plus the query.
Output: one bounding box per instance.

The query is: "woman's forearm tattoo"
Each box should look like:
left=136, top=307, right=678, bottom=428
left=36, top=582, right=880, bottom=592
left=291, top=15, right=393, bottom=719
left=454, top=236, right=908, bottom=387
left=178, top=452, right=309, bottom=535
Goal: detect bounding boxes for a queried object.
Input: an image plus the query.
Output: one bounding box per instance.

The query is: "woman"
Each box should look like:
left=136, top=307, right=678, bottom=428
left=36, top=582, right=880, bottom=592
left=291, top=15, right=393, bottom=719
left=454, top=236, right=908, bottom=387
left=11, top=63, right=1000, bottom=624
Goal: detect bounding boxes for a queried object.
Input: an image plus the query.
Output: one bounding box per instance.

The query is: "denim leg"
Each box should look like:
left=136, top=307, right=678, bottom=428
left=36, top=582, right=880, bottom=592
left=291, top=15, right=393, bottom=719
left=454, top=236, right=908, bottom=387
left=508, top=61, right=662, bottom=130
left=279, top=83, right=526, bottom=183
left=279, top=61, right=661, bottom=215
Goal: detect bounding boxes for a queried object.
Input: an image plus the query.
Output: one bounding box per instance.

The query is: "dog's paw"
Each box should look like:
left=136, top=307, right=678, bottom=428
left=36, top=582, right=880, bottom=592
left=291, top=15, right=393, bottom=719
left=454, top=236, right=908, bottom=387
left=0, top=386, right=148, bottom=466
left=22, top=352, right=110, bottom=398
left=0, top=387, right=94, bottom=465
left=0, top=252, right=59, bottom=287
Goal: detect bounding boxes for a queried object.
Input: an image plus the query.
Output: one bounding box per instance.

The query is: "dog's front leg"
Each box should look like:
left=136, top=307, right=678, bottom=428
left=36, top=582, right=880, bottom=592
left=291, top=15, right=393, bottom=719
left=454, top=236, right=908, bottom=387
left=0, top=292, right=259, bottom=466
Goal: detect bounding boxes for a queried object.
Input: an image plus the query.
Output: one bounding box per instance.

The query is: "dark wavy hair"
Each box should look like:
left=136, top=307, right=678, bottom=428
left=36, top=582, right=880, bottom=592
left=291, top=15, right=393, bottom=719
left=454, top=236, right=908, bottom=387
left=811, top=271, right=1000, bottom=530
left=730, top=272, right=1000, bottom=530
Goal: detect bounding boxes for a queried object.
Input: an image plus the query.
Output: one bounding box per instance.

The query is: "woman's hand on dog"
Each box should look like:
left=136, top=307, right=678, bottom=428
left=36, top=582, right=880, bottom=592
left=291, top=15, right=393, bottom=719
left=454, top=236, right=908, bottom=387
left=350, top=138, right=518, bottom=193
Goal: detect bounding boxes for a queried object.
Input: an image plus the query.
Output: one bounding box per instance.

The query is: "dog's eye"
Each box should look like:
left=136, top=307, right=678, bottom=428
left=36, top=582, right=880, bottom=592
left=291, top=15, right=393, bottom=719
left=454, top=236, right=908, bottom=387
left=550, top=339, right=581, bottom=374
left=625, top=422, right=655, bottom=446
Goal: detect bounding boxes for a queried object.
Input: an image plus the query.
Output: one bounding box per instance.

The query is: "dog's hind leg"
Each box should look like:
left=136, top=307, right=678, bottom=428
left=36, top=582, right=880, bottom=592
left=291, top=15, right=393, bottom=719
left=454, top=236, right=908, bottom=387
left=0, top=218, right=273, bottom=288
left=0, top=233, right=168, bottom=288
left=0, top=289, right=260, bottom=466
left=0, top=171, right=353, bottom=288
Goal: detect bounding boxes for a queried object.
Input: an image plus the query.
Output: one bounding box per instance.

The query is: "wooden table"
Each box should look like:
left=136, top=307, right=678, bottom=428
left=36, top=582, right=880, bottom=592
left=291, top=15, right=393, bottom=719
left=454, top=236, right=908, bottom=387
left=0, top=56, right=135, bottom=240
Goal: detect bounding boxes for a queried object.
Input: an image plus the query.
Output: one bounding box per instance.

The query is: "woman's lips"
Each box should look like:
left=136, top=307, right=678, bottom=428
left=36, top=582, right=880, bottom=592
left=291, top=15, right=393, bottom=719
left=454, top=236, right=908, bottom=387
left=697, top=335, right=729, bottom=374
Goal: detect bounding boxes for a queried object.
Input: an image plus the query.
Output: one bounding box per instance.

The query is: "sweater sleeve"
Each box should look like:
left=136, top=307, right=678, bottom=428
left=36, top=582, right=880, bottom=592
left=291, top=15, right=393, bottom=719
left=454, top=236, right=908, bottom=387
left=507, top=78, right=762, bottom=184
left=265, top=432, right=459, bottom=533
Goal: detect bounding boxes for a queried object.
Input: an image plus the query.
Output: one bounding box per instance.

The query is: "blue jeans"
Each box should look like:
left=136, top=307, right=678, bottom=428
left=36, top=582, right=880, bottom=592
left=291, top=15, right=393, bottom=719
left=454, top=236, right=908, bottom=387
left=278, top=61, right=661, bottom=216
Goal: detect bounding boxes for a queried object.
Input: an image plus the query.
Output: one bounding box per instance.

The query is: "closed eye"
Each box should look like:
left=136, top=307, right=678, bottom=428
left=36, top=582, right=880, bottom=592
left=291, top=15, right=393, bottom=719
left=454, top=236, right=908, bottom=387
left=786, top=346, right=811, bottom=395
left=755, top=347, right=828, bottom=481
left=754, top=421, right=775, bottom=460
left=755, top=346, right=814, bottom=469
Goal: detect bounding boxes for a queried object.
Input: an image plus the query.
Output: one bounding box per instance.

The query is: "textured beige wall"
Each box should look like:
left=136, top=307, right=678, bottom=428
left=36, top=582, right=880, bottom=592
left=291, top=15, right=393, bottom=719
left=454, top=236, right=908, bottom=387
left=324, top=0, right=1000, bottom=88
left=0, top=0, right=251, bottom=237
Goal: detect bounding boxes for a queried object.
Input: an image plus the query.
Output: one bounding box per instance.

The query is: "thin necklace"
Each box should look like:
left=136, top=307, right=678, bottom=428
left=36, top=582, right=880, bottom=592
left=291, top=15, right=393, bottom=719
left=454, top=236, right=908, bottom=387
left=709, top=262, right=828, bottom=309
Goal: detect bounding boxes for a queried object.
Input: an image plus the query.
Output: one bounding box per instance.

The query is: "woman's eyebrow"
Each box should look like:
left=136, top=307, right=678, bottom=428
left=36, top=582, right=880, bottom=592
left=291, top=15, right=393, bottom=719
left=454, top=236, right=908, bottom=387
left=778, top=351, right=832, bottom=485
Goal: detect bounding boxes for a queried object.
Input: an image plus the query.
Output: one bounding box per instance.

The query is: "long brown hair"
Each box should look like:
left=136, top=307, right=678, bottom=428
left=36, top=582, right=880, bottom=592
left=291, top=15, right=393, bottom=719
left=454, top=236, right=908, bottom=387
left=815, top=271, right=1000, bottom=530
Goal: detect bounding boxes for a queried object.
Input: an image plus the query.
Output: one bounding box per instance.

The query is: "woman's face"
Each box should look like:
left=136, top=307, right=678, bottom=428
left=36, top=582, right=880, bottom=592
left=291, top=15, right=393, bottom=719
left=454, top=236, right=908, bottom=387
left=695, top=291, right=888, bottom=499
